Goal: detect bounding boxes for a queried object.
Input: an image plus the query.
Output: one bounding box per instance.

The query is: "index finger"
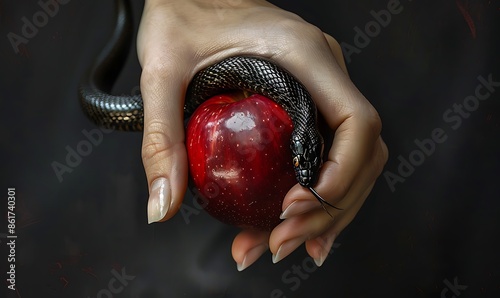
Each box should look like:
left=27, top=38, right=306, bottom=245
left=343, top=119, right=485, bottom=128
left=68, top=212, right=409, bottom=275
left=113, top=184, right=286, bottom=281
left=274, top=32, right=383, bottom=208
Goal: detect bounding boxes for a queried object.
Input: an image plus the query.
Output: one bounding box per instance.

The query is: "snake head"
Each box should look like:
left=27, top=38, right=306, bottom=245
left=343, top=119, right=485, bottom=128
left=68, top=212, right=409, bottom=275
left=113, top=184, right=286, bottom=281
left=290, top=134, right=324, bottom=187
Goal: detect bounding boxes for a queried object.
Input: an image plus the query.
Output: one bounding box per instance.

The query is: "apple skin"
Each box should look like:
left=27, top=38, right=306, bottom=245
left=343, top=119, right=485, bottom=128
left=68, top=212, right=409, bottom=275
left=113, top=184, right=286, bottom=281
left=186, top=92, right=296, bottom=231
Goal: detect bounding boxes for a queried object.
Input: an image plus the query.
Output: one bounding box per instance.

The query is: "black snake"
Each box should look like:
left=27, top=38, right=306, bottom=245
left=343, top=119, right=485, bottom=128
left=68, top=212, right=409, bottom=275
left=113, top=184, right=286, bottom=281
left=79, top=0, right=341, bottom=215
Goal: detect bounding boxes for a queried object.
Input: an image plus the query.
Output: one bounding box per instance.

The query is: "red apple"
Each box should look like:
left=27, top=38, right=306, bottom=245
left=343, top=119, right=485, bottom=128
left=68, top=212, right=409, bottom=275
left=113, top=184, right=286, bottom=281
left=186, top=92, right=297, bottom=231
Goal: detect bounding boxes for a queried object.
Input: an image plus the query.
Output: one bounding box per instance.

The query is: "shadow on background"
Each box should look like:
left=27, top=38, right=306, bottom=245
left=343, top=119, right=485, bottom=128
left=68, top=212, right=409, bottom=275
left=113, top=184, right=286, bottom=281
left=1, top=0, right=499, bottom=297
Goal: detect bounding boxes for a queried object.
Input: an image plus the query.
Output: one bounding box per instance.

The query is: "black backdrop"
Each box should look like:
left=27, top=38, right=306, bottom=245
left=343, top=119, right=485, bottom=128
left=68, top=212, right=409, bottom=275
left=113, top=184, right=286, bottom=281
left=1, top=0, right=499, bottom=297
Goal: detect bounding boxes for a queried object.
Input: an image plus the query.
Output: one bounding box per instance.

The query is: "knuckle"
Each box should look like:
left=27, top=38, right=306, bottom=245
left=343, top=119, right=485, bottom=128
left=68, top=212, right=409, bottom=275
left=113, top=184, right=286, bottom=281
left=365, top=105, right=383, bottom=138
left=325, top=34, right=342, bottom=52
left=141, top=121, right=176, bottom=164
left=271, top=19, right=326, bottom=52
left=302, top=24, right=326, bottom=44
left=298, top=22, right=325, bottom=40
left=141, top=59, right=175, bottom=86
left=140, top=47, right=190, bottom=85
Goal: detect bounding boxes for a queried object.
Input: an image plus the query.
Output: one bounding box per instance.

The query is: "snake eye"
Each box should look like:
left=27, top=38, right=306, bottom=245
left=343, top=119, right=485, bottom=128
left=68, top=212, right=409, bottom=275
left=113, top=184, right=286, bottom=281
left=293, top=156, right=299, bottom=167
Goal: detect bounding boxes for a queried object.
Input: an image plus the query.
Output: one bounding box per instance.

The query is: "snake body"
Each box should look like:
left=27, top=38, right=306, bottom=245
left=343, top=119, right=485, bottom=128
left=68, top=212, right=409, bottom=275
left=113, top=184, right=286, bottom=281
left=79, top=0, right=341, bottom=214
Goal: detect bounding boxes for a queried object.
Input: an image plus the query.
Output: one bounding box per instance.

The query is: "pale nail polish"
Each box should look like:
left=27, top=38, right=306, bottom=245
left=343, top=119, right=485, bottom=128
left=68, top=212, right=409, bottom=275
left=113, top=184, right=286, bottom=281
left=280, top=200, right=319, bottom=219
left=147, top=177, right=171, bottom=224
left=272, top=237, right=305, bottom=264
left=313, top=233, right=336, bottom=267
left=237, top=244, right=268, bottom=272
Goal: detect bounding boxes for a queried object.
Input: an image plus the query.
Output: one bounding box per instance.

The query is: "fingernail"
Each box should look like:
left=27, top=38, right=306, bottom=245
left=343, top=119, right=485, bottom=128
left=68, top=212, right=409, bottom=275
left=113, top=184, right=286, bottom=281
left=280, top=200, right=319, bottom=219
left=314, top=233, right=336, bottom=267
left=147, top=177, right=171, bottom=224
left=272, top=237, right=304, bottom=264
left=237, top=244, right=268, bottom=272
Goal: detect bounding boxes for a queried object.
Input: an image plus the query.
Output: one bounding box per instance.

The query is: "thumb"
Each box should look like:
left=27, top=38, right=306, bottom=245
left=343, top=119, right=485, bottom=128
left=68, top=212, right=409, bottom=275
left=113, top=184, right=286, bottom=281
left=140, top=63, right=188, bottom=223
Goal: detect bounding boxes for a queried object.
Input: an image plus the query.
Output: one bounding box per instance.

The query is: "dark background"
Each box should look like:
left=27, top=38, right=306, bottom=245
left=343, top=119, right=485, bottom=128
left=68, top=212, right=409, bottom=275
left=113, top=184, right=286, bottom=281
left=1, top=0, right=499, bottom=297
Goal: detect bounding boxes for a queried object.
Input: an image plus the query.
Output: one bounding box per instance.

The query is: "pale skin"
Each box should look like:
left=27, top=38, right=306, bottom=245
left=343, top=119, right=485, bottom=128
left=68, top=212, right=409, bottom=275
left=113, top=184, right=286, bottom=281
left=138, top=0, right=388, bottom=270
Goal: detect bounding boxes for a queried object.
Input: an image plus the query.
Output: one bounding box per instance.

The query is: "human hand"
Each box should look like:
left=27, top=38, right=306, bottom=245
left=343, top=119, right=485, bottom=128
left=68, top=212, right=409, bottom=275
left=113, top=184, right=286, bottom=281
left=137, top=0, right=388, bottom=270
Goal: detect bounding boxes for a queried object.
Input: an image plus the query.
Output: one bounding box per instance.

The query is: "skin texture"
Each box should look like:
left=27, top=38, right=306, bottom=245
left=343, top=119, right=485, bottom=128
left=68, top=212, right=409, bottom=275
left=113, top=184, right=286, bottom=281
left=138, top=0, right=388, bottom=270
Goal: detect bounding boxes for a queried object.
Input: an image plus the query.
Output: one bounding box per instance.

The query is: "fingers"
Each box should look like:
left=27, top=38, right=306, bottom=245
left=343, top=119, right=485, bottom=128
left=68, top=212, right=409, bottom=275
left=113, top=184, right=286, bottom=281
left=274, top=28, right=384, bottom=209
left=273, top=29, right=383, bottom=209
left=272, top=136, right=387, bottom=263
left=232, top=230, right=270, bottom=271
left=313, top=110, right=382, bottom=204
left=270, top=181, right=374, bottom=264
left=272, top=29, right=385, bottom=222
left=303, top=183, right=374, bottom=266
left=140, top=59, right=189, bottom=223
left=304, top=229, right=337, bottom=267
left=228, top=27, right=387, bottom=268
left=134, top=2, right=388, bottom=270
left=230, top=139, right=381, bottom=273
left=270, top=148, right=381, bottom=257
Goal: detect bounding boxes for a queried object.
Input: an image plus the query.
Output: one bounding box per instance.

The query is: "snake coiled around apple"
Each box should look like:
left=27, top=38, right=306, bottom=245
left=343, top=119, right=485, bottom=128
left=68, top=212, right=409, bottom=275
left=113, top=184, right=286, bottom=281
left=79, top=0, right=341, bottom=216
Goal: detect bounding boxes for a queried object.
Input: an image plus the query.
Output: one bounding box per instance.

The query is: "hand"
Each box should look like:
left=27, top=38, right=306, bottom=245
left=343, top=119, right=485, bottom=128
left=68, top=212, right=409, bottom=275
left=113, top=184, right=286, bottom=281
left=137, top=0, right=388, bottom=270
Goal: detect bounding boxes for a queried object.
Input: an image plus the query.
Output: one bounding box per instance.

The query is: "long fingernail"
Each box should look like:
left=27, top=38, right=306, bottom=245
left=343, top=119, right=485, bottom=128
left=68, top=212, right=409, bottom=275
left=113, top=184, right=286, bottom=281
left=280, top=200, right=319, bottom=219
left=147, top=177, right=171, bottom=224
left=314, top=233, right=336, bottom=267
left=272, top=237, right=304, bottom=264
left=237, top=244, right=268, bottom=272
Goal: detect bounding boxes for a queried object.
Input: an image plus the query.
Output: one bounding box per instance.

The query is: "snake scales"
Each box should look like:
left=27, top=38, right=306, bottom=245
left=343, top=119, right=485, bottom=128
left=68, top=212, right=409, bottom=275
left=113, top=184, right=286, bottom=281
left=78, top=0, right=340, bottom=215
